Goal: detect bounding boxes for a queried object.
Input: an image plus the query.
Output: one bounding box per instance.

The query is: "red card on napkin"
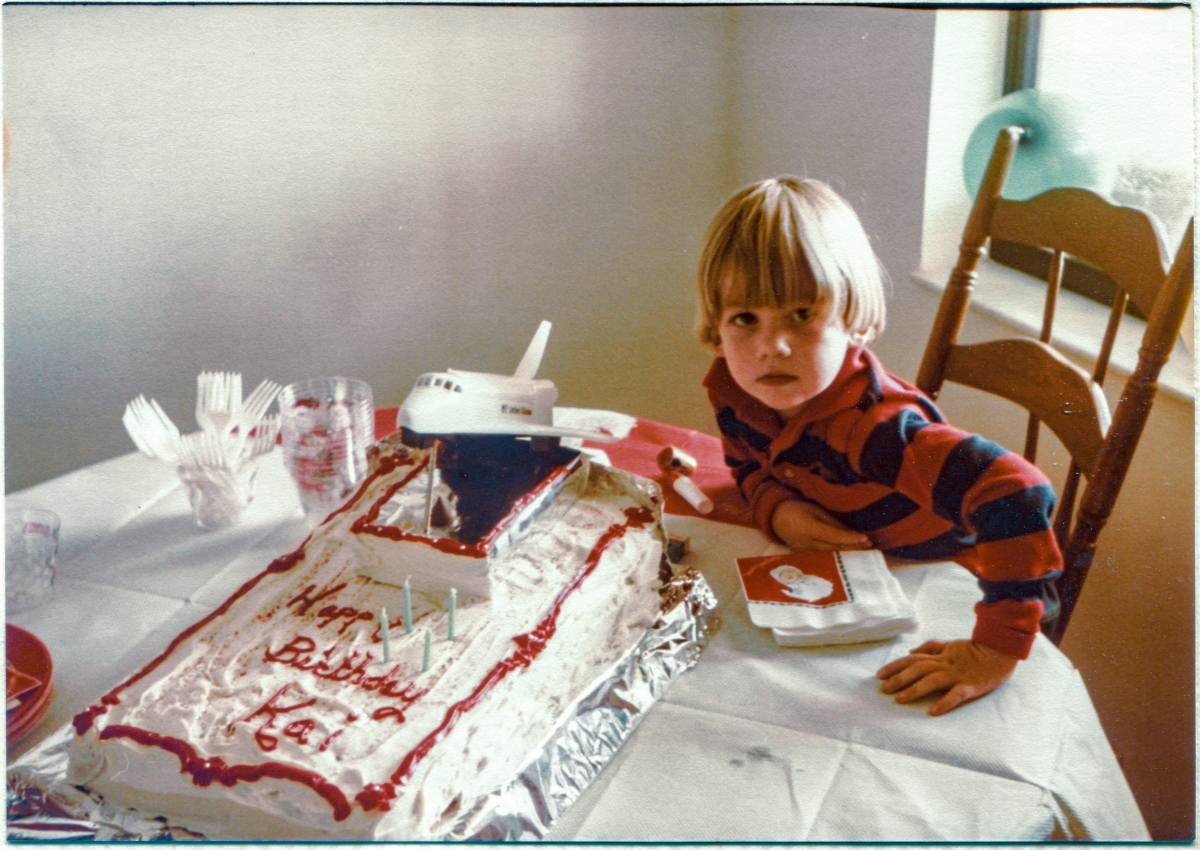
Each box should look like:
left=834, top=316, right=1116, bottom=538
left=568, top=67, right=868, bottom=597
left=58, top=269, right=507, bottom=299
left=736, top=551, right=850, bottom=608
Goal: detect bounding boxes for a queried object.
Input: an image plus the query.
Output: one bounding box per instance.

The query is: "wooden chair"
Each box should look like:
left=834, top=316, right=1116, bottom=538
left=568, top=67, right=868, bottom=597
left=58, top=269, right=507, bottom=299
left=916, top=126, right=1194, bottom=645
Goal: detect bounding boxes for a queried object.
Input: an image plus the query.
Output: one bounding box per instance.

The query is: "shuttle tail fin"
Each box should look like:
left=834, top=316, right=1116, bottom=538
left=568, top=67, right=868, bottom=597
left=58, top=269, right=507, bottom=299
left=513, top=320, right=552, bottom=380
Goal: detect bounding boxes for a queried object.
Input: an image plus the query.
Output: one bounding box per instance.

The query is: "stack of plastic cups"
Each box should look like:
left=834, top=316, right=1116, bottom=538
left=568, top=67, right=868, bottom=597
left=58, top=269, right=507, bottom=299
left=279, top=378, right=374, bottom=527
left=5, top=507, right=60, bottom=612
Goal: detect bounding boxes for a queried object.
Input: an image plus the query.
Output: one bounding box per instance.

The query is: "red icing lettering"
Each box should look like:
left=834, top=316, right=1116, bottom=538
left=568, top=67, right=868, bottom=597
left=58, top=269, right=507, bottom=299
left=315, top=604, right=377, bottom=635
left=370, top=706, right=409, bottom=724
left=98, top=725, right=352, bottom=821
left=263, top=634, right=318, bottom=666
left=283, top=719, right=317, bottom=746
left=287, top=582, right=348, bottom=616
left=231, top=684, right=318, bottom=752
left=370, top=616, right=402, bottom=644
left=327, top=653, right=371, bottom=684
left=318, top=729, right=344, bottom=752
left=262, top=637, right=428, bottom=714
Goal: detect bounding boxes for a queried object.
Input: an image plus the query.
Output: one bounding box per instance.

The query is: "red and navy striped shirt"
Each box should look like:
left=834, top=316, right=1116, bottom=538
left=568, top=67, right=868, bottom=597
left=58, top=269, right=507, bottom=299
left=704, top=346, right=1062, bottom=659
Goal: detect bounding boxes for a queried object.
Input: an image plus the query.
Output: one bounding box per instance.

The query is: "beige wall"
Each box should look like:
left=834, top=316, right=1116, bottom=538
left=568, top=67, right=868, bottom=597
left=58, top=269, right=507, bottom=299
left=3, top=4, right=935, bottom=487
left=4, top=4, right=733, bottom=490
left=1, top=4, right=940, bottom=494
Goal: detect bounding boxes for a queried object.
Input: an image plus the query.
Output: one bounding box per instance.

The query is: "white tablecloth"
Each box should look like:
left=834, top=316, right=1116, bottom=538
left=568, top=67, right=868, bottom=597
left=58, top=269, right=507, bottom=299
left=6, top=442, right=1148, bottom=840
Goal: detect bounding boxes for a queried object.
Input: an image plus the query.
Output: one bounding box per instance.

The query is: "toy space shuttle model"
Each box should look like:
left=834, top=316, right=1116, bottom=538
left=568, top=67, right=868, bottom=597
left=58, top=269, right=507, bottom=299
left=396, top=321, right=616, bottom=443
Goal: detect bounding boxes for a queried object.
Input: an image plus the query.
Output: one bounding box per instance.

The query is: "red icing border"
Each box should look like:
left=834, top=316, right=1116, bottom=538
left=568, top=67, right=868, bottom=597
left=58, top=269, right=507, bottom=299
left=97, top=725, right=353, bottom=822
left=360, top=505, right=654, bottom=808
left=73, top=452, right=419, bottom=737
left=351, top=451, right=581, bottom=558
left=73, top=449, right=654, bottom=826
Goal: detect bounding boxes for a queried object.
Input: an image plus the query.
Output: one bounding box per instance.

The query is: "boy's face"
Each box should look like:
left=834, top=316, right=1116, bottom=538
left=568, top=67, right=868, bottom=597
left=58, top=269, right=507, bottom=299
left=715, top=279, right=851, bottom=421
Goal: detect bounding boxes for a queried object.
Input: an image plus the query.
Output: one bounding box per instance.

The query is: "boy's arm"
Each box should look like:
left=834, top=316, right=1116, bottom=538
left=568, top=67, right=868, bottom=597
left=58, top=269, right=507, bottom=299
left=853, top=414, right=1062, bottom=660
left=720, top=433, right=794, bottom=535
left=716, top=425, right=868, bottom=550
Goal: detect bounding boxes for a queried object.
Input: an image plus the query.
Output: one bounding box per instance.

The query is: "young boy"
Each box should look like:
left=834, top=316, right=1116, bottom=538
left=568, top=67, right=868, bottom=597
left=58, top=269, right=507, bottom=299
left=697, top=177, right=1062, bottom=716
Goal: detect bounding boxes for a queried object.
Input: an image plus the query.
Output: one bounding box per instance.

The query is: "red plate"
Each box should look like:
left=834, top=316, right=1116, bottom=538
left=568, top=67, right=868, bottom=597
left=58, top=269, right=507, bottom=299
left=6, top=624, right=53, bottom=747
left=7, top=681, right=54, bottom=745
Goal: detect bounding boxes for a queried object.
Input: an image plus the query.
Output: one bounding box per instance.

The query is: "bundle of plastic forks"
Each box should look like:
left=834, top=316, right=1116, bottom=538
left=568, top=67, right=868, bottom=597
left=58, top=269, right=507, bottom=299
left=122, top=374, right=282, bottom=528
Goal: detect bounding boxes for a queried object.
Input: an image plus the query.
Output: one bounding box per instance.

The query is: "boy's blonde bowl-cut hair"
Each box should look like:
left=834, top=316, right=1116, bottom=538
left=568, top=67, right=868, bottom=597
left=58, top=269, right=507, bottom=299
left=696, top=176, right=888, bottom=350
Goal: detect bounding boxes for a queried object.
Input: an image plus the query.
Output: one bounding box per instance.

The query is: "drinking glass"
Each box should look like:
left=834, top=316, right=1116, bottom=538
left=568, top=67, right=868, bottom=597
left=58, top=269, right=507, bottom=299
left=6, top=507, right=60, bottom=612
left=279, top=378, right=374, bottom=525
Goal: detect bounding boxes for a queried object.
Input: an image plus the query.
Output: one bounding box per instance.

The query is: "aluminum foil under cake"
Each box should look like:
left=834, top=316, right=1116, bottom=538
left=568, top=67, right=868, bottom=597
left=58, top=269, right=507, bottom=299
left=7, top=569, right=717, bottom=841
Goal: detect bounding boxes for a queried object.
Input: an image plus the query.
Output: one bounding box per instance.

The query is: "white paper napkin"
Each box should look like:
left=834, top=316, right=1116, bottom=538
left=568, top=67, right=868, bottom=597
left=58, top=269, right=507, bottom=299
left=736, top=549, right=916, bottom=646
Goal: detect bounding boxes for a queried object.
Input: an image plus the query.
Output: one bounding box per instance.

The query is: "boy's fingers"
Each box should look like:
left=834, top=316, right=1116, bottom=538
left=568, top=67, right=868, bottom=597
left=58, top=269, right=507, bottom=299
left=877, top=646, right=936, bottom=679
left=808, top=523, right=871, bottom=548
left=876, top=654, right=919, bottom=679
left=893, top=669, right=957, bottom=704
left=878, top=657, right=941, bottom=692
left=878, top=640, right=952, bottom=679
left=908, top=639, right=947, bottom=656
left=929, top=683, right=983, bottom=716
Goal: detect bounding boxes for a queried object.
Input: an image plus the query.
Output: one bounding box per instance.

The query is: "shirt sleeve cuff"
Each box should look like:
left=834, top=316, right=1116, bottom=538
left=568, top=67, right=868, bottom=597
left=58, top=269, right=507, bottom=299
left=972, top=598, right=1044, bottom=660
left=751, top=481, right=797, bottom=542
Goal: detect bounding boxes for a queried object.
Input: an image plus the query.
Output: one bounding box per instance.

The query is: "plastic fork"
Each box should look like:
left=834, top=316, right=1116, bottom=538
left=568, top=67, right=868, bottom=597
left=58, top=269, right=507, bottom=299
left=237, top=380, right=281, bottom=434
left=123, top=395, right=184, bottom=463
left=196, top=371, right=243, bottom=436
left=241, top=414, right=280, bottom=461
left=225, top=379, right=279, bottom=458
left=184, top=429, right=229, bottom=469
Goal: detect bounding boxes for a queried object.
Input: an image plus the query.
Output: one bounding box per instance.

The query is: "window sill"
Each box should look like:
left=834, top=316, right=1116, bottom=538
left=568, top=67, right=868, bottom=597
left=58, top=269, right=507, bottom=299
left=912, top=259, right=1195, bottom=404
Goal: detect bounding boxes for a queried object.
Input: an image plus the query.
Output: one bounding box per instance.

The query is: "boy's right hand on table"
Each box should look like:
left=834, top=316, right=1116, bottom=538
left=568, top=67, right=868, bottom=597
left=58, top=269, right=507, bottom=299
left=771, top=500, right=872, bottom=552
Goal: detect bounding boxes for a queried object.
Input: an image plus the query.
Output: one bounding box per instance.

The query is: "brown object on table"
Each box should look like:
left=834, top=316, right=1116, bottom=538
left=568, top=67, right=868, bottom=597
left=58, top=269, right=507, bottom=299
left=656, top=446, right=698, bottom=477
left=916, top=125, right=1194, bottom=645
left=655, top=446, right=714, bottom=515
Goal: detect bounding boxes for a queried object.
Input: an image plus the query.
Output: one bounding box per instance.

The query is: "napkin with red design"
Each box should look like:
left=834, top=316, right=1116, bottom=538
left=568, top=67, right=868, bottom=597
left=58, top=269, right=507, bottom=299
left=736, top=549, right=916, bottom=646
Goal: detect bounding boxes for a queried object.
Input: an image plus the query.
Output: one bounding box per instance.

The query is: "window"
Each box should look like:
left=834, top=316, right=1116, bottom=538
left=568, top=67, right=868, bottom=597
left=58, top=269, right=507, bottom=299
left=1038, top=7, right=1193, bottom=248
left=918, top=8, right=1193, bottom=400
left=988, top=8, right=1193, bottom=315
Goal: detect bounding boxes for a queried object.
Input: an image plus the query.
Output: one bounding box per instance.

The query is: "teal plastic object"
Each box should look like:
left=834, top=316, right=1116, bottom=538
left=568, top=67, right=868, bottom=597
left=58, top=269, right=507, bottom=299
left=963, top=89, right=1113, bottom=201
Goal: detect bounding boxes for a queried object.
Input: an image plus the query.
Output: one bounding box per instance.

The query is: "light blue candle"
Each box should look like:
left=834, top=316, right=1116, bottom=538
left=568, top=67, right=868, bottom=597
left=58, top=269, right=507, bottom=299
left=448, top=588, right=457, bottom=641
left=379, top=607, right=391, bottom=663
left=403, top=578, right=413, bottom=634
left=422, top=629, right=432, bottom=673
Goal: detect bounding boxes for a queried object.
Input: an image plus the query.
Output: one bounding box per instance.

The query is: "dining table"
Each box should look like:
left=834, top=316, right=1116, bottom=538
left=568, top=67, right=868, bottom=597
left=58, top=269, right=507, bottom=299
left=5, top=407, right=1149, bottom=841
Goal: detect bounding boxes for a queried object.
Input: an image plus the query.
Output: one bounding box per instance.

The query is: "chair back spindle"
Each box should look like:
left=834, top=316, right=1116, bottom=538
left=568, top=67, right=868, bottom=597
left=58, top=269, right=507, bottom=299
left=917, top=128, right=1194, bottom=644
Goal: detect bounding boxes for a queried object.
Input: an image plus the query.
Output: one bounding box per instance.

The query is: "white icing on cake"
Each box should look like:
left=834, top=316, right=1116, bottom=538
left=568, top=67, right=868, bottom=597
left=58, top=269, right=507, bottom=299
left=354, top=448, right=589, bottom=599
left=66, top=445, right=667, bottom=840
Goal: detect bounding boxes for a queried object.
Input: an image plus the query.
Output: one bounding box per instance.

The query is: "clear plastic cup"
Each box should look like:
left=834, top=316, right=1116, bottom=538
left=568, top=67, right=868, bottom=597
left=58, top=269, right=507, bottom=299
left=178, top=460, right=258, bottom=530
left=279, top=378, right=374, bottom=525
left=6, top=507, right=60, bottom=612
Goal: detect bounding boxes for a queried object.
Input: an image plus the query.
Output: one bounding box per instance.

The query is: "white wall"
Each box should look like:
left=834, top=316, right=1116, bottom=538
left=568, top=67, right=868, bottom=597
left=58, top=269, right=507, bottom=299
left=726, top=7, right=936, bottom=383
left=4, top=5, right=732, bottom=491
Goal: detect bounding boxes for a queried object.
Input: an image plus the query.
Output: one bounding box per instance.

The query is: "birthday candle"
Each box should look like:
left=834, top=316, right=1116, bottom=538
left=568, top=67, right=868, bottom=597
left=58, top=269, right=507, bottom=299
left=379, top=608, right=391, bottom=663
left=448, top=588, right=457, bottom=641
left=403, top=578, right=413, bottom=634
left=422, top=629, right=432, bottom=672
